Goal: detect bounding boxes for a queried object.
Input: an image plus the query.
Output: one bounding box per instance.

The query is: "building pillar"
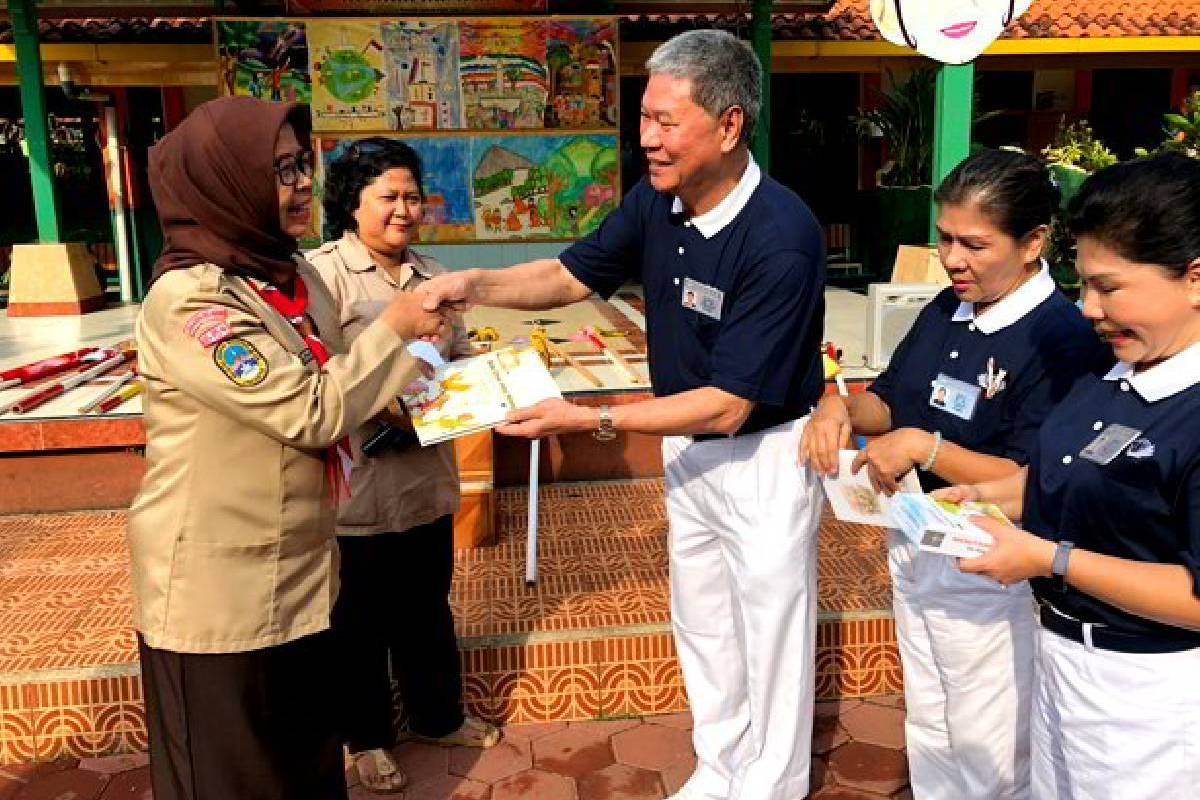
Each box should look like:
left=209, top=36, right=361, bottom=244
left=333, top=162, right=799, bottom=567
left=6, top=0, right=105, bottom=315
left=929, top=62, right=974, bottom=242
left=750, top=0, right=772, bottom=172
left=8, top=0, right=60, bottom=243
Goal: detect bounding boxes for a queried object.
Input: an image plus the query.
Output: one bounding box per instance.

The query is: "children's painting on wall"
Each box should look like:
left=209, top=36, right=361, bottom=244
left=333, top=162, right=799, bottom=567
left=318, top=133, right=617, bottom=243
left=382, top=21, right=463, bottom=131
left=471, top=134, right=617, bottom=240
left=458, top=20, right=549, bottom=130
left=394, top=137, right=476, bottom=241
left=217, top=16, right=617, bottom=134
left=217, top=20, right=311, bottom=104
left=543, top=19, right=617, bottom=128
left=309, top=20, right=388, bottom=131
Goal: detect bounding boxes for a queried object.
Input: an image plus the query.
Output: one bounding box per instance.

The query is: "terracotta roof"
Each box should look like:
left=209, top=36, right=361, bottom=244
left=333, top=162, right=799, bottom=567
left=2, top=2, right=1198, bottom=46
left=0, top=17, right=210, bottom=45
left=622, top=0, right=1200, bottom=40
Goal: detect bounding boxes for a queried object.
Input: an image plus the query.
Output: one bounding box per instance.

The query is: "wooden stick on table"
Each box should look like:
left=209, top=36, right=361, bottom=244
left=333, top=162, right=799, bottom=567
left=583, top=327, right=642, bottom=385
left=546, top=341, right=603, bottom=388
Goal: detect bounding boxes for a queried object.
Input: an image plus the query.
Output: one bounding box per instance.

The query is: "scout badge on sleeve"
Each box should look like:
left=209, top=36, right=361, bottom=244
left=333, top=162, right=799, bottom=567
left=214, top=338, right=269, bottom=387
left=183, top=307, right=233, bottom=348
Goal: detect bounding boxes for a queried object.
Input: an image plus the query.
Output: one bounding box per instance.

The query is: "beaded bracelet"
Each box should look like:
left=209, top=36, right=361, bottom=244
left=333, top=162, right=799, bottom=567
left=920, top=431, right=943, bottom=472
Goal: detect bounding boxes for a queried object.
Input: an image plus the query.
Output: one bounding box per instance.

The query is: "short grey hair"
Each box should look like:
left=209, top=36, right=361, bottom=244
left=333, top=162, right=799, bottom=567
left=645, top=29, right=763, bottom=145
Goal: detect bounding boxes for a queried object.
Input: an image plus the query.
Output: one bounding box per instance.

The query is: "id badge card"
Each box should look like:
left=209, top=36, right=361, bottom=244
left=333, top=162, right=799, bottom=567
left=930, top=374, right=980, bottom=421
left=682, top=277, right=724, bottom=321
left=1080, top=423, right=1143, bottom=465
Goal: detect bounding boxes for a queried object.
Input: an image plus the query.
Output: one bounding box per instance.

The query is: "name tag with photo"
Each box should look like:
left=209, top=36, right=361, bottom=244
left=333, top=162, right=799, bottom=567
left=1080, top=423, right=1143, bottom=465
left=929, top=374, right=980, bottom=421
left=682, top=277, right=724, bottom=321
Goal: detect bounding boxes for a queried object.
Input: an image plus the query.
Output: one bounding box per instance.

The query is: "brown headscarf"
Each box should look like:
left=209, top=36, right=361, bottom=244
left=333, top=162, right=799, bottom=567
left=148, top=96, right=312, bottom=284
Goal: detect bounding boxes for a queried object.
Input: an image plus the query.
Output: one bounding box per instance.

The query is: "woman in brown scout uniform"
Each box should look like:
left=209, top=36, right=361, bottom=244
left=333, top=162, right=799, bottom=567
left=129, top=98, right=447, bottom=800
left=308, top=138, right=500, bottom=794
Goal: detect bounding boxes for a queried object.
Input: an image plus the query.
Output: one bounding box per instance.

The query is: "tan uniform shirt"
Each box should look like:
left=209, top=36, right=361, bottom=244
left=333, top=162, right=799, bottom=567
left=307, top=233, right=466, bottom=536
left=129, top=260, right=422, bottom=653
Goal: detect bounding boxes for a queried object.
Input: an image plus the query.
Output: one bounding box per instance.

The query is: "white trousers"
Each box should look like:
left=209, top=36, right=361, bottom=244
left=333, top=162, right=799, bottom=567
left=663, top=419, right=822, bottom=800
left=1032, top=624, right=1200, bottom=800
left=889, top=533, right=1034, bottom=800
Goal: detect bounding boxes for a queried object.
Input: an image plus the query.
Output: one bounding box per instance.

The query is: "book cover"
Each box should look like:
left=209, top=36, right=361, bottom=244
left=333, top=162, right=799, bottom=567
left=822, top=449, right=922, bottom=527
left=400, top=346, right=561, bottom=445
left=890, top=494, right=1007, bottom=558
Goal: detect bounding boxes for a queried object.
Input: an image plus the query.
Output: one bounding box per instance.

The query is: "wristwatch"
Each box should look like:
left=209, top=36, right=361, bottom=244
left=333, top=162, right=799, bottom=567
left=1051, top=540, right=1074, bottom=592
left=593, top=405, right=617, bottom=442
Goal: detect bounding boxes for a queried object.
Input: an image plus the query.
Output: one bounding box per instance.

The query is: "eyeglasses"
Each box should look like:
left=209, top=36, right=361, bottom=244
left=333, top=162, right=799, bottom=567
left=274, top=149, right=315, bottom=187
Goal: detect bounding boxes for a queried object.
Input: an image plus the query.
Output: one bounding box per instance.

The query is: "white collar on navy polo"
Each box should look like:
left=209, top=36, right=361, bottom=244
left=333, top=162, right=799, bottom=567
left=670, top=156, right=762, bottom=240
left=951, top=259, right=1056, bottom=334
left=1102, top=341, right=1200, bottom=403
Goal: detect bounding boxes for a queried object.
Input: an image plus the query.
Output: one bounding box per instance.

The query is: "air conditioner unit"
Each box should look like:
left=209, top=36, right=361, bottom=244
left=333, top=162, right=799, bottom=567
left=865, top=283, right=943, bottom=370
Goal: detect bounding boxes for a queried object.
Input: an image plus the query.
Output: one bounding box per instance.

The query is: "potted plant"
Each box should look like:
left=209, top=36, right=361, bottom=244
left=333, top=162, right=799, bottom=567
left=1041, top=120, right=1117, bottom=289
left=851, top=69, right=936, bottom=280
left=1135, top=89, right=1200, bottom=159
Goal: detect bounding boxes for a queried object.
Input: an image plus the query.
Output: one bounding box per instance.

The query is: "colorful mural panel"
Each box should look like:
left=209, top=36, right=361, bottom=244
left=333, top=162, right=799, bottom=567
left=319, top=133, right=618, bottom=243
left=309, top=20, right=388, bottom=131
left=382, top=21, right=464, bottom=131
left=543, top=19, right=618, bottom=129
left=458, top=20, right=549, bottom=130
left=471, top=134, right=618, bottom=240
left=216, top=20, right=311, bottom=104
left=216, top=16, right=617, bottom=134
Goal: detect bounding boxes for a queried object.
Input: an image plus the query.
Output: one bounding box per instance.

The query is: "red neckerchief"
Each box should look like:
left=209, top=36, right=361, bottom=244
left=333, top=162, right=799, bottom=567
left=250, top=277, right=352, bottom=504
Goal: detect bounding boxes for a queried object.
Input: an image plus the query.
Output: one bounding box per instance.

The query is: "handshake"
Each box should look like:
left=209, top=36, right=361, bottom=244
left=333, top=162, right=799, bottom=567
left=377, top=271, right=474, bottom=343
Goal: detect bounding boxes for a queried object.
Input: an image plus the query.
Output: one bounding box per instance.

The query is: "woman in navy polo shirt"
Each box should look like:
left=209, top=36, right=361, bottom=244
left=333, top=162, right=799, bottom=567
left=801, top=149, right=1105, bottom=799
left=947, top=153, right=1200, bottom=798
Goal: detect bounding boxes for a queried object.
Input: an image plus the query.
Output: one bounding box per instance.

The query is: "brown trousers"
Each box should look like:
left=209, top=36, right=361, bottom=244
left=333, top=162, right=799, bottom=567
left=139, top=631, right=347, bottom=800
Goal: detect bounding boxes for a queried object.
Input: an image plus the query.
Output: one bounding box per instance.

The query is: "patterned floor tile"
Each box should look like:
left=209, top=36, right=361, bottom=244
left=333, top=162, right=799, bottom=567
left=0, top=481, right=901, bottom=763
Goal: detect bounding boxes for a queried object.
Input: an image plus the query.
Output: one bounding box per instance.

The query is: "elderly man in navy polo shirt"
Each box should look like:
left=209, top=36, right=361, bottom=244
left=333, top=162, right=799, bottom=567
left=421, top=30, right=826, bottom=800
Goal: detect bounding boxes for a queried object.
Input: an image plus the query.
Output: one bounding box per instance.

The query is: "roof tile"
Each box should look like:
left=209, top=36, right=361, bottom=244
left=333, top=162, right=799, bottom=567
left=623, top=0, right=1200, bottom=40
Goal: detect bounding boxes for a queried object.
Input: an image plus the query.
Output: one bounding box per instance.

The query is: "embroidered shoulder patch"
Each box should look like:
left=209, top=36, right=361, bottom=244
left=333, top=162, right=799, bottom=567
left=184, top=307, right=233, bottom=348
left=213, top=338, right=269, bottom=387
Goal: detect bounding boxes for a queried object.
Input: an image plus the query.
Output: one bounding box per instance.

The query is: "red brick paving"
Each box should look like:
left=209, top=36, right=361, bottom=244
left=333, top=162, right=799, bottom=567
left=11, top=767, right=107, bottom=800
left=827, top=741, right=909, bottom=797
left=3, top=699, right=910, bottom=798
left=839, top=704, right=907, bottom=750
left=578, top=764, right=663, bottom=800
left=97, top=767, right=152, bottom=800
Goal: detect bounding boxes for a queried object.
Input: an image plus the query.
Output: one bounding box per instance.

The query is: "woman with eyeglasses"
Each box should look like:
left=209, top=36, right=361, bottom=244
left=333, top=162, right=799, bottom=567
left=129, top=97, right=447, bottom=800
left=940, top=153, right=1200, bottom=799
left=307, top=137, right=498, bottom=795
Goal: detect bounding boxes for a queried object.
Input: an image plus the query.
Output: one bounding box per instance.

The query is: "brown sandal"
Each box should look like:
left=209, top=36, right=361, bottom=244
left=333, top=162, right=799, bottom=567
left=353, top=748, right=407, bottom=794
left=412, top=716, right=501, bottom=748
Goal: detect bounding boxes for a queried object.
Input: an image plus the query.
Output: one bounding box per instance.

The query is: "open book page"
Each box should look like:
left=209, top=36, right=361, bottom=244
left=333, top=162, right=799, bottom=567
left=400, top=346, right=562, bottom=446
left=822, top=449, right=922, bottom=527
left=890, top=495, right=1008, bottom=558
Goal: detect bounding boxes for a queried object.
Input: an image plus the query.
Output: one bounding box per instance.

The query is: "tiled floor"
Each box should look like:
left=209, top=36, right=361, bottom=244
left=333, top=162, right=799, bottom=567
left=0, top=482, right=891, bottom=675
left=0, top=698, right=911, bottom=799
left=0, top=480, right=901, bottom=762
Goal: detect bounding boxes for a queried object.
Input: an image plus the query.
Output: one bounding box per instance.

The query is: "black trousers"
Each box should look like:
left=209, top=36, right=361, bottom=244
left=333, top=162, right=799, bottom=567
left=139, top=632, right=347, bottom=800
left=331, top=514, right=464, bottom=753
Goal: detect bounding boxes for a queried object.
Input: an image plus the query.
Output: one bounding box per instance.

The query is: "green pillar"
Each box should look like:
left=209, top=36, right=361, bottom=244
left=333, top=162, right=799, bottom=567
left=750, top=0, right=772, bottom=172
left=929, top=62, right=974, bottom=242
left=9, top=0, right=61, bottom=243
